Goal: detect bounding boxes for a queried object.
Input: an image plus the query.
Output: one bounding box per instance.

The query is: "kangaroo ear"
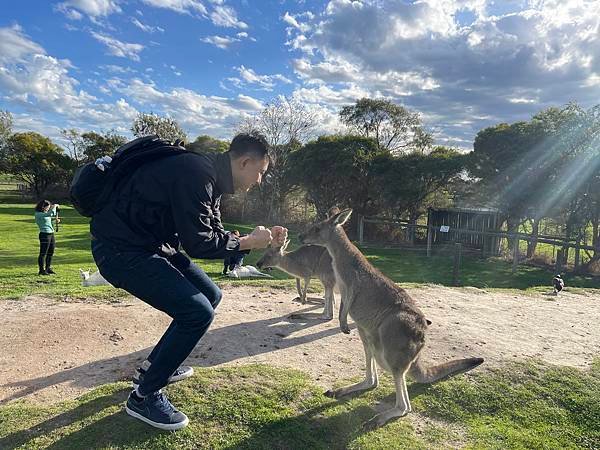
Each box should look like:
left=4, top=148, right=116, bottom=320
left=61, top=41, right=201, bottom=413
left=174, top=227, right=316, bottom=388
left=333, top=208, right=352, bottom=226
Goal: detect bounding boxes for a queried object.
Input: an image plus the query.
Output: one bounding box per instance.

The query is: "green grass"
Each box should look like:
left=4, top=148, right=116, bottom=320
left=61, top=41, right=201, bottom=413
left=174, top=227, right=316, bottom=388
left=1, top=199, right=598, bottom=449
left=415, top=359, right=600, bottom=449
left=0, top=203, right=298, bottom=300
left=1, top=203, right=599, bottom=300
left=1, top=361, right=598, bottom=449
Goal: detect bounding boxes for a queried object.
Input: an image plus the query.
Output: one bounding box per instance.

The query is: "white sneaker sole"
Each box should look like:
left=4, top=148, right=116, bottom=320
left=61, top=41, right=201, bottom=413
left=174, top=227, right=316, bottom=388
left=125, top=406, right=189, bottom=431
left=132, top=367, right=194, bottom=389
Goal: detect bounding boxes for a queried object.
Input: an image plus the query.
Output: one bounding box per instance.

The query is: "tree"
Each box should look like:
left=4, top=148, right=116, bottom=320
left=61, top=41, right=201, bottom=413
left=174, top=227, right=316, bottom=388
left=543, top=104, right=600, bottom=268
left=0, top=110, right=14, bottom=172
left=288, top=135, right=382, bottom=219
left=61, top=129, right=127, bottom=165
left=469, top=103, right=600, bottom=262
left=339, top=98, right=432, bottom=154
left=237, top=96, right=317, bottom=220
left=60, top=129, right=86, bottom=166
left=132, top=112, right=187, bottom=142
left=81, top=131, right=127, bottom=162
left=469, top=119, right=550, bottom=238
left=373, top=146, right=467, bottom=242
left=4, top=132, right=75, bottom=199
left=187, top=135, right=229, bottom=154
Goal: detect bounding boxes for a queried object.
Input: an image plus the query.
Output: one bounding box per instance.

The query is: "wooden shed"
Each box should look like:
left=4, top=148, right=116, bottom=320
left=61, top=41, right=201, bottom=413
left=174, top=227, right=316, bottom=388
left=427, top=207, right=502, bottom=255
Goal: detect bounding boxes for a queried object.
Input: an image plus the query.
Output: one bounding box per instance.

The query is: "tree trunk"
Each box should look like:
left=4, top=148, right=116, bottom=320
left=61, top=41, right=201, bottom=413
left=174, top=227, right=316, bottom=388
left=526, top=218, right=539, bottom=258
left=506, top=215, right=520, bottom=256
left=587, top=205, right=600, bottom=265
left=408, top=208, right=419, bottom=245
left=593, top=203, right=599, bottom=258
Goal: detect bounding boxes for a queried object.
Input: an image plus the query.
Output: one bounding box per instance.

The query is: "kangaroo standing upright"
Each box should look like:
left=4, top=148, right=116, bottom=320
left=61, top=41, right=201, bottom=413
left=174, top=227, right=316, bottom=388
left=299, top=209, right=484, bottom=429
left=256, top=240, right=337, bottom=320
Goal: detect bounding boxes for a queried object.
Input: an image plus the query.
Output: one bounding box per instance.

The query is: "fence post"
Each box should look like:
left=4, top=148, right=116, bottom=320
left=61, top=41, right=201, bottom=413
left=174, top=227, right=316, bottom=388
left=555, top=249, right=563, bottom=274
left=512, top=236, right=519, bottom=274
left=358, top=215, right=364, bottom=245
left=453, top=242, right=462, bottom=286
left=426, top=225, right=433, bottom=257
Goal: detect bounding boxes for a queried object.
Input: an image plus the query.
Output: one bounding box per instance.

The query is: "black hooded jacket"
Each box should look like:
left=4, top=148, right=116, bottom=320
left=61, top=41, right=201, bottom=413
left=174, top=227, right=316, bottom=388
left=90, top=151, right=242, bottom=259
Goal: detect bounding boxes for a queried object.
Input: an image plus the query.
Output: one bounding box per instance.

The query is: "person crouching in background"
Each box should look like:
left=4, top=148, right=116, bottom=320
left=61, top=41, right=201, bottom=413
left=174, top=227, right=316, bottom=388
left=34, top=200, right=60, bottom=275
left=222, top=230, right=246, bottom=274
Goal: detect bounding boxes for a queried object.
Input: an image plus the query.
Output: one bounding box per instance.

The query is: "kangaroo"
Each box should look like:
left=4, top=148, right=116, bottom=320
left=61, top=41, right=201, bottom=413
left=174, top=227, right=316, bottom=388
left=298, top=209, right=484, bottom=429
left=256, top=240, right=337, bottom=320
left=79, top=268, right=112, bottom=287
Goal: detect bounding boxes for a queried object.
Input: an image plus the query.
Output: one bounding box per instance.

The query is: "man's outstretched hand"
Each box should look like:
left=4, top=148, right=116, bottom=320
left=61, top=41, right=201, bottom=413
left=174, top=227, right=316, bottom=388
left=239, top=225, right=287, bottom=251
left=239, top=226, right=272, bottom=250
left=270, top=226, right=288, bottom=247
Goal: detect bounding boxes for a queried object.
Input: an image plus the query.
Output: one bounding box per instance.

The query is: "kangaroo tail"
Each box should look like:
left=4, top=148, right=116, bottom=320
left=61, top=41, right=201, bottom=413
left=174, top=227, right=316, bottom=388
left=409, top=357, right=484, bottom=384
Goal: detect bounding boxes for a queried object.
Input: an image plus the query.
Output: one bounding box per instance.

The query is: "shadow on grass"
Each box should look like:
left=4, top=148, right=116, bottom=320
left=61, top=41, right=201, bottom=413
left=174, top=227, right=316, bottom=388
left=44, top=409, right=166, bottom=450
left=4, top=391, right=376, bottom=450
left=0, top=388, right=132, bottom=449
left=13, top=385, right=430, bottom=450
left=227, top=382, right=433, bottom=450
left=0, top=366, right=433, bottom=450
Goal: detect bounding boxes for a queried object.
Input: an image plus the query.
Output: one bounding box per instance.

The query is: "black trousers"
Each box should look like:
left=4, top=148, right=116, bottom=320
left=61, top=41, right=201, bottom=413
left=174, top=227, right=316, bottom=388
left=223, top=252, right=244, bottom=272
left=38, top=232, right=55, bottom=271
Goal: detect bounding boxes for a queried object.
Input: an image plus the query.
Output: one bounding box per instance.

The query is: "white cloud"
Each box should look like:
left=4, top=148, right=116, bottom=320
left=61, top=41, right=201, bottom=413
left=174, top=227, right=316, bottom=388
left=56, top=0, right=121, bottom=18
left=200, top=35, right=239, bottom=49
left=12, top=113, right=65, bottom=141
left=112, top=78, right=263, bottom=137
left=229, top=65, right=292, bottom=91
left=0, top=25, right=46, bottom=62
left=64, top=8, right=84, bottom=20
left=100, top=64, right=135, bottom=74
left=508, top=97, right=536, bottom=104
left=283, top=0, right=600, bottom=146
left=90, top=32, right=145, bottom=61
left=140, top=0, right=207, bottom=15
left=210, top=5, right=248, bottom=29
left=0, top=23, right=265, bottom=141
left=0, top=24, right=140, bottom=141
left=282, top=12, right=311, bottom=32
left=131, top=18, right=165, bottom=33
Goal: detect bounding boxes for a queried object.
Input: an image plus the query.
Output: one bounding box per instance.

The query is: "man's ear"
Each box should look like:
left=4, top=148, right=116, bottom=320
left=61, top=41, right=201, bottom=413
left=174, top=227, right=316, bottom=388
left=240, top=156, right=253, bottom=169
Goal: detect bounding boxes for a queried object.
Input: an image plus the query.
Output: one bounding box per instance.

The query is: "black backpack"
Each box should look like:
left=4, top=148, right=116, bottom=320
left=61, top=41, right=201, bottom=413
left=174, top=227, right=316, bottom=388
left=69, top=135, right=187, bottom=217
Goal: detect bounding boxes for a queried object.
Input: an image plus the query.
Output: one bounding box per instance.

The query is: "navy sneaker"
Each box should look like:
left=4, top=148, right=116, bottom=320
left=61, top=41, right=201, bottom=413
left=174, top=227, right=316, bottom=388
left=132, top=365, right=194, bottom=388
left=125, top=390, right=189, bottom=430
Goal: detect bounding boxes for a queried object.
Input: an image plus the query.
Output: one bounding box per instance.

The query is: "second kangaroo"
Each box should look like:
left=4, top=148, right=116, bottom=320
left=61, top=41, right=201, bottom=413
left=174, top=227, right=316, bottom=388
left=256, top=240, right=337, bottom=320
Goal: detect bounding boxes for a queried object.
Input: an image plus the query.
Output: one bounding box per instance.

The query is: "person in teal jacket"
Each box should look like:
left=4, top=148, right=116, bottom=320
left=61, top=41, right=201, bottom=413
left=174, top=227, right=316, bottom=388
left=34, top=200, right=60, bottom=275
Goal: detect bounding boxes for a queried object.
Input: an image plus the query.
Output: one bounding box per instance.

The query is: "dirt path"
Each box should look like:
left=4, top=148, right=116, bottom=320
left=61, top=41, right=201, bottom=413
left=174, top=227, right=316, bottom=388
left=1, top=285, right=598, bottom=405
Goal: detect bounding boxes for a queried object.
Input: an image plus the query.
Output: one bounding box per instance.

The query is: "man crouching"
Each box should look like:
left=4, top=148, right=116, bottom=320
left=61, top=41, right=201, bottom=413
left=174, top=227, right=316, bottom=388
left=90, top=133, right=287, bottom=430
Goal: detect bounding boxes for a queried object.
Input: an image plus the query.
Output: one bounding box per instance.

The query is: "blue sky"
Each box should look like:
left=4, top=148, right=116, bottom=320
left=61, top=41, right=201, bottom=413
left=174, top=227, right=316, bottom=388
left=1, top=0, right=599, bottom=150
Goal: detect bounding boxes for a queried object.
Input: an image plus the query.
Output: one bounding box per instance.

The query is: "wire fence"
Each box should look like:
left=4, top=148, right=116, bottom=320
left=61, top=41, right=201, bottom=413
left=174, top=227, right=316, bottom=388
left=357, top=214, right=599, bottom=282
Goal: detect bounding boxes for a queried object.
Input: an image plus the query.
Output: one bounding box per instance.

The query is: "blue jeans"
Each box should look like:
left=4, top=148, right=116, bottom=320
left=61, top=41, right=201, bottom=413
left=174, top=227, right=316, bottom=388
left=91, top=239, right=222, bottom=395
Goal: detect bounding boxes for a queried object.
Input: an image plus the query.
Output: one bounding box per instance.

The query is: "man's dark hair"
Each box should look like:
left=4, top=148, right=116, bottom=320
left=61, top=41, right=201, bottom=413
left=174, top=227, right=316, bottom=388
left=228, top=132, right=269, bottom=160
